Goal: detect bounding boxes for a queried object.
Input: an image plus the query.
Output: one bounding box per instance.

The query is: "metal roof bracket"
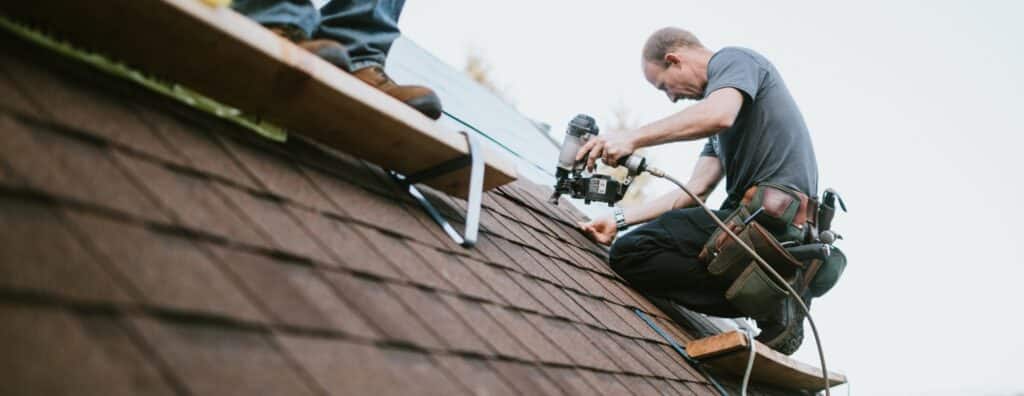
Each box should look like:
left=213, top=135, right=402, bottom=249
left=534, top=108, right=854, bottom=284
left=390, top=130, right=483, bottom=248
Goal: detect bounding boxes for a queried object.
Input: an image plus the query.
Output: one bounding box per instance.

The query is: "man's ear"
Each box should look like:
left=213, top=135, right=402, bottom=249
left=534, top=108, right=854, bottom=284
left=664, top=52, right=682, bottom=66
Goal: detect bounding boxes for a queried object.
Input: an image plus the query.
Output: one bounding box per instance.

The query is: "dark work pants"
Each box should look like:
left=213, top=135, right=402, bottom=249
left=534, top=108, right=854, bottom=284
left=609, top=207, right=744, bottom=318
left=232, top=0, right=405, bottom=70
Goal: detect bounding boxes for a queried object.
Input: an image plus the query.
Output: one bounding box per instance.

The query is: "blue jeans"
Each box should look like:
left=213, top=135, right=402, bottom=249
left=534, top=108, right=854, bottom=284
left=232, top=0, right=405, bottom=70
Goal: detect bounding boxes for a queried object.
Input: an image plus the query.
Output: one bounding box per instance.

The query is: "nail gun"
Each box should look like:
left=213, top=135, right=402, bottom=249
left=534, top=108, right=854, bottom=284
left=548, top=114, right=647, bottom=206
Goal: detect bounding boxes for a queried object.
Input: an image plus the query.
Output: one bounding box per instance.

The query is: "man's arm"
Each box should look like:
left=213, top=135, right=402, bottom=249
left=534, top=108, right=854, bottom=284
left=631, top=88, right=744, bottom=148
left=578, top=155, right=723, bottom=245
left=577, top=88, right=745, bottom=171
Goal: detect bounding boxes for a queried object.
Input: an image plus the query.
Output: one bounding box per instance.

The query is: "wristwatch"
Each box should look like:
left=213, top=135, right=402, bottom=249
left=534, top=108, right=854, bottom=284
left=613, top=207, right=629, bottom=232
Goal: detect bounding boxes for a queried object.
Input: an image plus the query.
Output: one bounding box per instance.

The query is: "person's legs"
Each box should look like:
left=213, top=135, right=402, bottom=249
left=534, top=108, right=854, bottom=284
left=612, top=206, right=810, bottom=355
left=316, top=0, right=405, bottom=70
left=232, top=0, right=320, bottom=38
left=233, top=0, right=352, bottom=70
left=610, top=207, right=740, bottom=317
left=316, top=0, right=442, bottom=119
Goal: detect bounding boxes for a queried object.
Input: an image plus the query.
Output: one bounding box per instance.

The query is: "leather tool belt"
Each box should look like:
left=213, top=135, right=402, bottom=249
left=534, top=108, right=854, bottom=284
left=699, top=184, right=846, bottom=319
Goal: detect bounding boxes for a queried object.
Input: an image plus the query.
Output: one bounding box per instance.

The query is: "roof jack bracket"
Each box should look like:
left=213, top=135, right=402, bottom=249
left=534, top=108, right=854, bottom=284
left=389, top=130, right=483, bottom=248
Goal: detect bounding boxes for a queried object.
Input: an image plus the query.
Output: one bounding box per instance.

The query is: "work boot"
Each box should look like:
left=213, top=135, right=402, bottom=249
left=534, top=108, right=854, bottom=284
left=267, top=25, right=352, bottom=71
left=352, top=66, right=443, bottom=120
left=754, top=295, right=808, bottom=355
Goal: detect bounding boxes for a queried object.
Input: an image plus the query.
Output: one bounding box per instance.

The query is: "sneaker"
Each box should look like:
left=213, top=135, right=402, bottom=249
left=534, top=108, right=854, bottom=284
left=268, top=25, right=352, bottom=71
left=352, top=66, right=443, bottom=120
left=754, top=295, right=808, bottom=355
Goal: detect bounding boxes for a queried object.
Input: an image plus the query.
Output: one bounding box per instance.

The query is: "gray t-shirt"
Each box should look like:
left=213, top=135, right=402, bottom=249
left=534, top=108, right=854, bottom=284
left=700, top=47, right=818, bottom=209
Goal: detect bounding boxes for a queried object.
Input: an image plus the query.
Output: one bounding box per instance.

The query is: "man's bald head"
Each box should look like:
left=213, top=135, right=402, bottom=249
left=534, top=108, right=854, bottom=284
left=642, top=27, right=704, bottom=66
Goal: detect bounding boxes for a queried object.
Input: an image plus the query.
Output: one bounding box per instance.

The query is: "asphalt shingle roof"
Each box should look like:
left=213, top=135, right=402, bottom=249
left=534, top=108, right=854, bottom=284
left=0, top=31, right=798, bottom=396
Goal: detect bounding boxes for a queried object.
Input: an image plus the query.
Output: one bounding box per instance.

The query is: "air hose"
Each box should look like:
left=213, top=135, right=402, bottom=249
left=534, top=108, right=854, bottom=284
left=644, top=165, right=832, bottom=396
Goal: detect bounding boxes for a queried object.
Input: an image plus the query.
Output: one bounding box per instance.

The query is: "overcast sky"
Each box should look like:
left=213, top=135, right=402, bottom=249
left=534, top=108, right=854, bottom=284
left=392, top=1, right=1024, bottom=394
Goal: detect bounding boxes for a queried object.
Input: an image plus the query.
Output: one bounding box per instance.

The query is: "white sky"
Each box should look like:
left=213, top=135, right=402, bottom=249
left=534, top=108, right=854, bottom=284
left=392, top=1, right=1024, bottom=394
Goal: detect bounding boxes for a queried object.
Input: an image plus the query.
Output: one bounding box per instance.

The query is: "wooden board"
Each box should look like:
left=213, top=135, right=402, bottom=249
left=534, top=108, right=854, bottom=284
left=1, top=0, right=518, bottom=198
left=687, top=331, right=847, bottom=392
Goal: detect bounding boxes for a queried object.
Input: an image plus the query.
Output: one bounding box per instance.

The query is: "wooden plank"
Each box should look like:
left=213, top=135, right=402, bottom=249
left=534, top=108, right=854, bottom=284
left=1, top=0, right=518, bottom=198
left=687, top=331, right=847, bottom=392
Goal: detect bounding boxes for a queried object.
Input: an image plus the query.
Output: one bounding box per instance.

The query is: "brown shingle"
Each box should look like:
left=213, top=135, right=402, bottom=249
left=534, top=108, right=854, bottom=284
left=320, top=271, right=444, bottom=350
left=471, top=232, right=519, bottom=270
left=463, top=257, right=548, bottom=313
left=614, top=374, right=665, bottom=396
left=686, top=383, right=720, bottom=396
left=568, top=293, right=635, bottom=336
left=561, top=264, right=609, bottom=297
left=0, top=304, right=176, bottom=396
left=115, top=153, right=267, bottom=245
left=0, top=116, right=169, bottom=222
left=434, top=355, right=519, bottom=396
left=220, top=139, right=337, bottom=211
left=289, top=209, right=404, bottom=278
left=510, top=274, right=578, bottom=321
left=525, top=315, right=618, bottom=371
left=129, top=317, right=318, bottom=396
left=617, top=337, right=676, bottom=379
left=486, top=361, right=565, bottom=396
left=601, top=304, right=645, bottom=339
left=4, top=53, right=179, bottom=162
left=526, top=249, right=587, bottom=292
left=492, top=237, right=561, bottom=284
left=386, top=283, right=493, bottom=355
left=650, top=342, right=706, bottom=382
left=0, top=55, right=43, bottom=115
left=409, top=242, right=503, bottom=302
left=483, top=305, right=572, bottom=365
left=587, top=272, right=631, bottom=305
left=209, top=246, right=378, bottom=339
left=215, top=185, right=335, bottom=263
left=667, top=380, right=699, bottom=396
left=540, top=282, right=596, bottom=326
left=355, top=225, right=452, bottom=290
left=478, top=209, right=514, bottom=236
left=437, top=295, right=534, bottom=361
left=0, top=197, right=131, bottom=303
left=133, top=106, right=259, bottom=189
left=545, top=367, right=600, bottom=395
left=576, top=370, right=636, bottom=396
left=303, top=167, right=439, bottom=243
left=278, top=335, right=468, bottom=396
left=577, top=326, right=651, bottom=376
left=66, top=212, right=264, bottom=322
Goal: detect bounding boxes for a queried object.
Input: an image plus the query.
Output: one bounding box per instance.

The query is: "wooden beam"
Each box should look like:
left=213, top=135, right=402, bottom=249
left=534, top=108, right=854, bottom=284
left=687, top=331, right=847, bottom=392
left=1, top=0, right=518, bottom=198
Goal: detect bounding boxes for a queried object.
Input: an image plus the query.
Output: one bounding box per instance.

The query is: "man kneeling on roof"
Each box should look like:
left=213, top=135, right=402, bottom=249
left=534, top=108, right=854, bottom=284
left=578, top=27, right=821, bottom=354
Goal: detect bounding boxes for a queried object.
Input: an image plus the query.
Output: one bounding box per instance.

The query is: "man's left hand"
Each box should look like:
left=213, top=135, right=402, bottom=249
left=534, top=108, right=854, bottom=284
left=575, top=132, right=636, bottom=172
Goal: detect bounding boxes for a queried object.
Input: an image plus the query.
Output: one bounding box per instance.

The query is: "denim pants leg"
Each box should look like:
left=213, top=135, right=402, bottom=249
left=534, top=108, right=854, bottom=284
left=317, top=0, right=406, bottom=70
left=231, top=0, right=321, bottom=38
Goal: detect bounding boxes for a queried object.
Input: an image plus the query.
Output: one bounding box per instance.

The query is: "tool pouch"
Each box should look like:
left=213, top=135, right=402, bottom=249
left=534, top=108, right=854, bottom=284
left=806, top=246, right=847, bottom=298
left=740, top=183, right=810, bottom=243
left=725, top=262, right=789, bottom=318
left=699, top=184, right=810, bottom=318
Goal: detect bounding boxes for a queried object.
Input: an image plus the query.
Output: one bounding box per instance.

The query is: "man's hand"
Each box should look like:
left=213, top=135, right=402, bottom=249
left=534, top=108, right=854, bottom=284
left=575, top=132, right=636, bottom=172
left=578, top=216, right=618, bottom=246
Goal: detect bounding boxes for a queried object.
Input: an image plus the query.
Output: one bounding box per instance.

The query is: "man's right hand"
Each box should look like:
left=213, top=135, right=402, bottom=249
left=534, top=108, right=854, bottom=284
left=578, top=216, right=618, bottom=246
